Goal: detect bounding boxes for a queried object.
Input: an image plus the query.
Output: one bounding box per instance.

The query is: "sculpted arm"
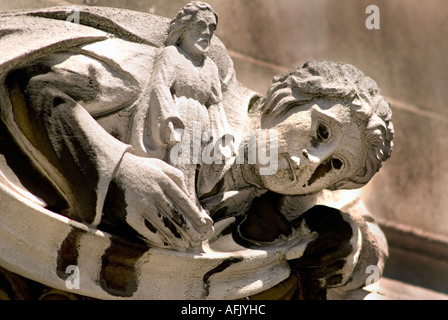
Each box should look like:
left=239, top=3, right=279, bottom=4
left=8, top=66, right=133, bottom=226
left=326, top=211, right=388, bottom=298
left=236, top=192, right=387, bottom=299
left=285, top=200, right=388, bottom=299
left=8, top=53, right=212, bottom=249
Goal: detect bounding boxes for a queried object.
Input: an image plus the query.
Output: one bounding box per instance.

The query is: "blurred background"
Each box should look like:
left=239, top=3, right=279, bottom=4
left=1, top=0, right=447, bottom=299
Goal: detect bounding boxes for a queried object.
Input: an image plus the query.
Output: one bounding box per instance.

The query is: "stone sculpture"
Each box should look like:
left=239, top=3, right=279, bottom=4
left=0, top=2, right=393, bottom=300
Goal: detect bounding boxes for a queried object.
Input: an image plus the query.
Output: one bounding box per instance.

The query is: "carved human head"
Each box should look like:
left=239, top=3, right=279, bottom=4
left=165, top=1, right=218, bottom=55
left=248, top=60, right=394, bottom=194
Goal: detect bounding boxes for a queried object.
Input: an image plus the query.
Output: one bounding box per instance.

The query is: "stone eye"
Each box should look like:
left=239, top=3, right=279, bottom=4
left=331, top=157, right=343, bottom=170
left=317, top=123, right=329, bottom=141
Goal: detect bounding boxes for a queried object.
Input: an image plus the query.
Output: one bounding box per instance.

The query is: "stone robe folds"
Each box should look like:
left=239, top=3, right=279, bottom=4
left=0, top=7, right=247, bottom=225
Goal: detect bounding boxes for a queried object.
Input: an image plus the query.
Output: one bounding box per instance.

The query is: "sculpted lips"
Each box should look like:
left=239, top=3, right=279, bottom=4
left=198, top=38, right=209, bottom=48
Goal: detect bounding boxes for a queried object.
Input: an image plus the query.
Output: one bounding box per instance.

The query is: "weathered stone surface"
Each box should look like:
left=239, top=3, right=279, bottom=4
left=0, top=2, right=393, bottom=300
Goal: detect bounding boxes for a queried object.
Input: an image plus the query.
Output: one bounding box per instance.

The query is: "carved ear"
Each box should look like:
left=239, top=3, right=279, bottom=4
left=351, top=97, right=372, bottom=122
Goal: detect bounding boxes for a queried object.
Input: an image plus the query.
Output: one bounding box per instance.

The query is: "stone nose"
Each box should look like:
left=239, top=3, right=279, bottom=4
left=202, top=27, right=212, bottom=37
left=303, top=145, right=335, bottom=165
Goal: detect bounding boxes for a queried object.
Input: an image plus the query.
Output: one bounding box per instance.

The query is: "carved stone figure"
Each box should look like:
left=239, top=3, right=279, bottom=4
left=0, top=2, right=393, bottom=300
left=128, top=2, right=234, bottom=210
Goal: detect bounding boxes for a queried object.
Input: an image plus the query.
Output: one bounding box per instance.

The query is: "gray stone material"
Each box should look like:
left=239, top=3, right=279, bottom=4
left=0, top=2, right=394, bottom=300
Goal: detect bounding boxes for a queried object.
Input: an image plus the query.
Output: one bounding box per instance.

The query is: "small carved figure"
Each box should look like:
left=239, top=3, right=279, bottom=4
left=129, top=2, right=234, bottom=204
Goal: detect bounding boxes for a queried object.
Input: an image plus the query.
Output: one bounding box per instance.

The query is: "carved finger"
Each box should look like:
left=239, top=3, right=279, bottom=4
left=154, top=160, right=213, bottom=229
left=147, top=208, right=194, bottom=250
left=139, top=220, right=171, bottom=248
left=161, top=180, right=213, bottom=238
left=149, top=158, right=187, bottom=190
left=124, top=202, right=172, bottom=248
left=129, top=200, right=192, bottom=250
left=152, top=198, right=204, bottom=246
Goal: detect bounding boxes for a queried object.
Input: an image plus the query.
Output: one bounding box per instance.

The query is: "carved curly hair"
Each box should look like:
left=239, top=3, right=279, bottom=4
left=257, top=59, right=394, bottom=190
left=165, top=1, right=218, bottom=47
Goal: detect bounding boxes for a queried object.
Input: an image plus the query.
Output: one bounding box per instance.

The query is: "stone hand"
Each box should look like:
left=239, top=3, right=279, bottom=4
left=161, top=117, right=185, bottom=146
left=290, top=206, right=358, bottom=295
left=112, top=152, right=213, bottom=249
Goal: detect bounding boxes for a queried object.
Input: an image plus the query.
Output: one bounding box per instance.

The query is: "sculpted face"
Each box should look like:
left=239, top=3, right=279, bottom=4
left=250, top=100, right=366, bottom=195
left=181, top=10, right=217, bottom=58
